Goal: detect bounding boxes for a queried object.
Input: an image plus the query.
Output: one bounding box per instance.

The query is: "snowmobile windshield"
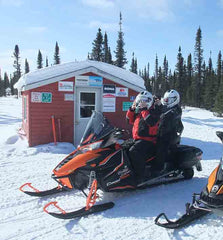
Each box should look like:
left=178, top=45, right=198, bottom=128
left=79, top=111, right=114, bottom=146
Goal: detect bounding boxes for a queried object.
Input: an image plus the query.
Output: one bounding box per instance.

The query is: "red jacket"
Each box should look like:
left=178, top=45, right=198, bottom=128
left=126, top=107, right=160, bottom=143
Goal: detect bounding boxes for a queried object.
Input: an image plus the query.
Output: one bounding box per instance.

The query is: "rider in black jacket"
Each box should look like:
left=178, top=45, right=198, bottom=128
left=153, top=89, right=183, bottom=173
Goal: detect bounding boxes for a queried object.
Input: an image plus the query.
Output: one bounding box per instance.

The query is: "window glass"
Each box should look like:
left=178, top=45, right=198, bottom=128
left=80, top=92, right=96, bottom=118
left=80, top=92, right=95, bottom=105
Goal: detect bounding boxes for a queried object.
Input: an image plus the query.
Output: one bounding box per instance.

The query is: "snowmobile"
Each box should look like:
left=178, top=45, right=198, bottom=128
left=155, top=131, right=223, bottom=229
left=20, top=111, right=203, bottom=219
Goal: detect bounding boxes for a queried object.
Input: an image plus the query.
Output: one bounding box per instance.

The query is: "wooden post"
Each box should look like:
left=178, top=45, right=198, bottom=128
left=51, top=115, right=57, bottom=145
left=58, top=118, right=62, bottom=142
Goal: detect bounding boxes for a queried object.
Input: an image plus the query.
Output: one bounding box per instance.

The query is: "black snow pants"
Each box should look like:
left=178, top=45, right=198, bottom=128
left=129, top=139, right=155, bottom=180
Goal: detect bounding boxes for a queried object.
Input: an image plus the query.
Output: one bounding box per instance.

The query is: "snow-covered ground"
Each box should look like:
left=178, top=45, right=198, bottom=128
left=0, top=97, right=223, bottom=240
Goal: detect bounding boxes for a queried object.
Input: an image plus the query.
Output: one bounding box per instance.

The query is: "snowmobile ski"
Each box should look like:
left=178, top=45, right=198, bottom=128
left=43, top=201, right=114, bottom=219
left=43, top=179, right=114, bottom=219
left=19, top=183, right=67, bottom=197
left=155, top=193, right=211, bottom=229
left=155, top=205, right=209, bottom=229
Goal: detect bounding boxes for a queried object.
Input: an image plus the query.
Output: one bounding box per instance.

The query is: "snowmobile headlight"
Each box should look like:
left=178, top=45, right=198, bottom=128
left=80, top=141, right=102, bottom=153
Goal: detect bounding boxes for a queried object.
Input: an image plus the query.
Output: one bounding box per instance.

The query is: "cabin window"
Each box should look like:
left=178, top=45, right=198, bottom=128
left=80, top=92, right=96, bottom=118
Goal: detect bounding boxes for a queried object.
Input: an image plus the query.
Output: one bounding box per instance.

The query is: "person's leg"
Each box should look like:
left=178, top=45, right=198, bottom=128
left=154, top=139, right=168, bottom=171
left=129, top=140, right=155, bottom=180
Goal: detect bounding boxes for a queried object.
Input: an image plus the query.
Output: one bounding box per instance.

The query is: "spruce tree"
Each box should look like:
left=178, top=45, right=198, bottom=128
left=103, top=32, right=110, bottom=63
left=11, top=45, right=21, bottom=95
left=185, top=54, right=193, bottom=105
left=0, top=75, right=3, bottom=97
left=203, top=55, right=216, bottom=109
left=114, top=12, right=127, bottom=68
left=134, top=58, right=138, bottom=74
left=154, top=54, right=159, bottom=93
left=216, top=51, right=222, bottom=92
left=213, top=81, right=223, bottom=115
left=142, top=63, right=152, bottom=92
left=156, top=66, right=163, bottom=96
left=46, top=56, right=49, bottom=67
left=130, top=52, right=137, bottom=74
left=108, top=47, right=112, bottom=64
left=54, top=41, right=60, bottom=64
left=3, top=72, right=10, bottom=96
left=25, top=58, right=30, bottom=73
left=91, top=28, right=103, bottom=61
left=162, top=55, right=169, bottom=94
left=175, top=46, right=185, bottom=102
left=193, top=27, right=204, bottom=107
left=37, top=50, right=43, bottom=69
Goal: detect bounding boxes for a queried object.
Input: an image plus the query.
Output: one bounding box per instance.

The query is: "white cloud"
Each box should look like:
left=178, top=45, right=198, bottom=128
left=82, top=0, right=114, bottom=8
left=0, top=0, right=23, bottom=7
left=25, top=27, right=47, bottom=34
left=219, top=0, right=223, bottom=7
left=183, top=0, right=193, bottom=6
left=89, top=21, right=118, bottom=31
left=119, top=0, right=174, bottom=22
left=217, top=30, right=223, bottom=37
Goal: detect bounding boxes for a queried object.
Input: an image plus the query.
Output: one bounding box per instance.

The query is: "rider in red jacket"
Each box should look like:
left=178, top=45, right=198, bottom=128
left=126, top=91, right=162, bottom=183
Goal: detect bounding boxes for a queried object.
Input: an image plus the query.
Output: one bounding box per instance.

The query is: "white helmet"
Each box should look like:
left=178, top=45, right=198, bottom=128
left=161, top=89, right=180, bottom=108
left=135, top=91, right=153, bottom=109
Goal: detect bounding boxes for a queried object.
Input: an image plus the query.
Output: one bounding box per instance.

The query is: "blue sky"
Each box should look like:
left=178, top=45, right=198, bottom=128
left=0, top=0, right=223, bottom=77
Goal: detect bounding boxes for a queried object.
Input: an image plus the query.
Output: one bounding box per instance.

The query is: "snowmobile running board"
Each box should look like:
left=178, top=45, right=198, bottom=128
left=19, top=183, right=67, bottom=197
left=137, top=170, right=185, bottom=188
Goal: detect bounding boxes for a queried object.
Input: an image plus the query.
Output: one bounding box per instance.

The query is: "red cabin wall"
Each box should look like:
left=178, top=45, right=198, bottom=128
left=27, top=77, right=74, bottom=147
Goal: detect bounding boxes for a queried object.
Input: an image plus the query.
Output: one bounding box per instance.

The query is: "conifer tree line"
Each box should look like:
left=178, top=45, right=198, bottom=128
left=0, top=42, right=61, bottom=97
left=89, top=23, right=223, bottom=115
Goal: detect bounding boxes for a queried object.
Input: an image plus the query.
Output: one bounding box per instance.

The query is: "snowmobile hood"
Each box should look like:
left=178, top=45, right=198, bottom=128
left=53, top=149, right=102, bottom=177
left=200, top=160, right=223, bottom=213
left=207, top=162, right=223, bottom=196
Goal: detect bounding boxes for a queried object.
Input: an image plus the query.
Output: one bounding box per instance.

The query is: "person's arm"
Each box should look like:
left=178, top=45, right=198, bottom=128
left=158, top=109, right=174, bottom=136
left=126, top=107, right=136, bottom=125
left=142, top=107, right=161, bottom=126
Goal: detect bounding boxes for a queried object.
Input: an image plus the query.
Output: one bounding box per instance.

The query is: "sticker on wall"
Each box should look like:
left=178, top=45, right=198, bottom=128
left=42, top=92, right=52, bottom=103
left=64, top=94, right=74, bottom=101
left=75, top=76, right=89, bottom=86
left=103, top=84, right=116, bottom=95
left=89, top=76, right=103, bottom=87
left=122, top=102, right=132, bottom=111
left=58, top=81, right=74, bottom=92
left=31, top=92, right=42, bottom=103
left=130, top=96, right=136, bottom=101
left=116, top=87, right=128, bottom=97
left=103, top=94, right=116, bottom=112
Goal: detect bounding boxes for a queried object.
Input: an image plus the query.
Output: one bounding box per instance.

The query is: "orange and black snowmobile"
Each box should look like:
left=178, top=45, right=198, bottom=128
left=20, top=111, right=203, bottom=219
left=155, top=131, right=223, bottom=229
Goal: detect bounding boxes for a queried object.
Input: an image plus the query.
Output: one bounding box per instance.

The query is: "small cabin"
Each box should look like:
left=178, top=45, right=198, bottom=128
left=15, top=60, right=145, bottom=147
